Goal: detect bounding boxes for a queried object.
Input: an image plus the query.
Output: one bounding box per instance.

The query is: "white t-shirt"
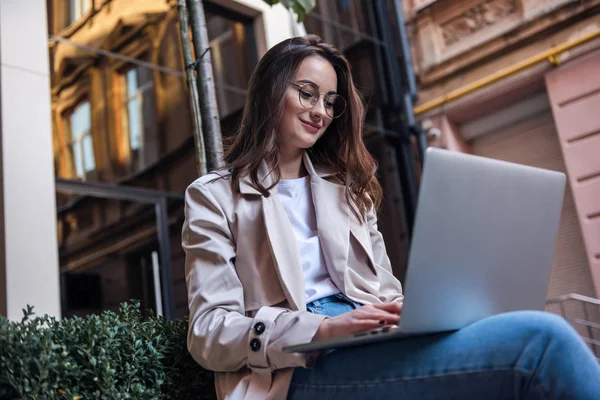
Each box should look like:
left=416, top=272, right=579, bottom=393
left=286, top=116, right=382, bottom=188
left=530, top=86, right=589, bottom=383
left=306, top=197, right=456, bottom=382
left=276, top=176, right=340, bottom=303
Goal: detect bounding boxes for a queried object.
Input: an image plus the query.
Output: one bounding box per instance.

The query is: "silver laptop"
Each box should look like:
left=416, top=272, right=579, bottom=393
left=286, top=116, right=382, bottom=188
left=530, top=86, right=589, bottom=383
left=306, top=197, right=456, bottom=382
left=283, top=147, right=566, bottom=353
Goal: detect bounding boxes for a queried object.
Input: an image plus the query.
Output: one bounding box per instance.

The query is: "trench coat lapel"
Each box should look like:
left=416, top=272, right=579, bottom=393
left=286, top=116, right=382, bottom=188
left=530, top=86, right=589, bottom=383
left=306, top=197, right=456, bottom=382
left=238, top=155, right=376, bottom=311
left=261, top=194, right=306, bottom=311
left=303, top=154, right=351, bottom=294
left=304, top=154, right=376, bottom=278
left=239, top=162, right=306, bottom=311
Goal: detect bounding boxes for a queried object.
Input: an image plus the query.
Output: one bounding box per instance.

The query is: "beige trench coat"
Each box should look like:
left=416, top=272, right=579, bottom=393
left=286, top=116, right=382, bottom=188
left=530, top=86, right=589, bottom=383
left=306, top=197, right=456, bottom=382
left=182, top=153, right=404, bottom=400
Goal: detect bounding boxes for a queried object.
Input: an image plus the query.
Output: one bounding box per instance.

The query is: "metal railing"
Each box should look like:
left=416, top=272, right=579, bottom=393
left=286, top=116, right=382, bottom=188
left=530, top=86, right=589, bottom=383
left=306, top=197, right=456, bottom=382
left=55, top=178, right=184, bottom=321
left=546, top=293, right=600, bottom=360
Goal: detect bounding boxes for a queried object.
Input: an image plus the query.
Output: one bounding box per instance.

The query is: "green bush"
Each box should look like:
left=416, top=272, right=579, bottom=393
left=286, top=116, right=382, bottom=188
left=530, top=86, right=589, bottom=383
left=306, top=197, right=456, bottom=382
left=0, top=301, right=216, bottom=400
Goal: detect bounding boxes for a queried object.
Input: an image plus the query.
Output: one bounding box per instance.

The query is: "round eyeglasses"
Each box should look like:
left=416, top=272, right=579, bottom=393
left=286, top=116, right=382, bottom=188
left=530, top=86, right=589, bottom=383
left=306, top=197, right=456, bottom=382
left=290, top=82, right=346, bottom=119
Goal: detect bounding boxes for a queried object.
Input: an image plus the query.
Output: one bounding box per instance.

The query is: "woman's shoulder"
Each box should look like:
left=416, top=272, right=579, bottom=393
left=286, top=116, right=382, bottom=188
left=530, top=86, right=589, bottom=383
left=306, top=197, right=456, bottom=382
left=186, top=169, right=235, bottom=200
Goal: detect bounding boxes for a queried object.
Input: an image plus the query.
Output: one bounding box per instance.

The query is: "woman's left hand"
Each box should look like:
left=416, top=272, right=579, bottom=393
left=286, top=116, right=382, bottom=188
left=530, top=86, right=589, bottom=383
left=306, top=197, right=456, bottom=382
left=313, top=302, right=402, bottom=341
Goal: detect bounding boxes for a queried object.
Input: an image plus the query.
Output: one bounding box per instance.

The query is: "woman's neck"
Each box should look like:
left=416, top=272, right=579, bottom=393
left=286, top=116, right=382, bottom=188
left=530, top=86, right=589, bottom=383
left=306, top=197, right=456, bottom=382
left=279, top=149, right=308, bottom=179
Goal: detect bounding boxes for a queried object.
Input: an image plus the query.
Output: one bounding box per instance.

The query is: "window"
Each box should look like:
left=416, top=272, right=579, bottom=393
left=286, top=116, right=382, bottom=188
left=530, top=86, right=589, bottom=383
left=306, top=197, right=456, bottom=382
left=125, top=249, right=161, bottom=315
left=205, top=4, right=258, bottom=118
left=69, top=0, right=91, bottom=25
left=303, top=1, right=372, bottom=52
left=69, top=101, right=95, bottom=180
left=303, top=2, right=382, bottom=127
left=120, top=67, right=155, bottom=172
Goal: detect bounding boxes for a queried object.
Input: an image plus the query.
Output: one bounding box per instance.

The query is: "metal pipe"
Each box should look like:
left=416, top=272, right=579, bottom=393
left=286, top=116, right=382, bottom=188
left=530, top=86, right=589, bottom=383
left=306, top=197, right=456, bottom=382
left=546, top=293, right=600, bottom=306
left=373, top=0, right=420, bottom=233
left=582, top=303, right=598, bottom=356
left=55, top=178, right=184, bottom=203
left=393, top=0, right=418, bottom=101
left=414, top=29, right=600, bottom=115
left=187, top=0, right=224, bottom=172
left=151, top=251, right=164, bottom=317
left=366, top=2, right=388, bottom=105
left=373, top=0, right=401, bottom=105
left=176, top=0, right=207, bottom=176
left=155, top=198, right=175, bottom=320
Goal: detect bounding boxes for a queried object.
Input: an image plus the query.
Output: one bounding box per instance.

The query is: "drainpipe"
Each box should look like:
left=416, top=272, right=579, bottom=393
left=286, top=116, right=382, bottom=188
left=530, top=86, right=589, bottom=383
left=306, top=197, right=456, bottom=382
left=187, top=0, right=224, bottom=172
left=392, top=0, right=428, bottom=162
left=176, top=0, right=207, bottom=177
left=393, top=0, right=418, bottom=101
left=373, top=0, right=423, bottom=235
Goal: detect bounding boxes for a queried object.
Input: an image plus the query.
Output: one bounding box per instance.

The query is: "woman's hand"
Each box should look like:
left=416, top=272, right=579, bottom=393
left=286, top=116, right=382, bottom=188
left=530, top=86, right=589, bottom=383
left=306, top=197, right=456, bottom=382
left=313, top=302, right=402, bottom=341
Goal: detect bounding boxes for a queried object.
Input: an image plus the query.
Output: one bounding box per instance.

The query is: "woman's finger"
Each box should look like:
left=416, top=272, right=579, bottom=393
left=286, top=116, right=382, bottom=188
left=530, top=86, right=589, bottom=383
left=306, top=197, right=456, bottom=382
left=346, top=319, right=388, bottom=334
left=352, top=308, right=400, bottom=325
left=354, top=305, right=401, bottom=319
left=370, top=302, right=402, bottom=314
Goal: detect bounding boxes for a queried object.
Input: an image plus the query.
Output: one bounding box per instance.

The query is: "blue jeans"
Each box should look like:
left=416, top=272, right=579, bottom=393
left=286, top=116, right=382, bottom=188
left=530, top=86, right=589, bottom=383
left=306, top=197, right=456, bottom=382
left=289, top=294, right=600, bottom=400
left=305, top=293, right=363, bottom=316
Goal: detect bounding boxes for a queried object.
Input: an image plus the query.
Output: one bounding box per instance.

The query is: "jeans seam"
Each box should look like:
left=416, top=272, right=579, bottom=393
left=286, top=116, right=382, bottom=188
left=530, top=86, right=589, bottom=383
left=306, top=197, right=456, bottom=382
left=518, top=358, right=552, bottom=400
left=515, top=328, right=553, bottom=400
left=516, top=369, right=550, bottom=400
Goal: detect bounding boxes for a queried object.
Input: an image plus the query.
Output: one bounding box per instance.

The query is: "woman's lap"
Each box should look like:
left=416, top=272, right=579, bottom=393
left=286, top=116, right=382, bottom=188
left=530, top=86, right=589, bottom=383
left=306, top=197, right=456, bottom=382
left=289, top=297, right=600, bottom=400
left=305, top=293, right=361, bottom=317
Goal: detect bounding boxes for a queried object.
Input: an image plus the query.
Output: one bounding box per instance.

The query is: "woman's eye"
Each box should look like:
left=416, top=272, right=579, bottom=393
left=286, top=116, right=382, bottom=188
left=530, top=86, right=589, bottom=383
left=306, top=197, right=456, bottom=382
left=299, top=90, right=314, bottom=99
left=325, top=101, right=335, bottom=108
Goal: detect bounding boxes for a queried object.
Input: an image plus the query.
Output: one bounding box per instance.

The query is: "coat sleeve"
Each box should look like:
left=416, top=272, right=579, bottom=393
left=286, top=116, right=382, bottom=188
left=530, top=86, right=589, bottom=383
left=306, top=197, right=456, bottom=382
left=182, top=180, right=327, bottom=373
left=366, top=206, right=404, bottom=304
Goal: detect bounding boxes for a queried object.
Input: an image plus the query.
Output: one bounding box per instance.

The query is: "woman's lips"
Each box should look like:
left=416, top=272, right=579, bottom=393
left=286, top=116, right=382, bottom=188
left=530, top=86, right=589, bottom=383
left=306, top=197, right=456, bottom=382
left=300, top=119, right=321, bottom=133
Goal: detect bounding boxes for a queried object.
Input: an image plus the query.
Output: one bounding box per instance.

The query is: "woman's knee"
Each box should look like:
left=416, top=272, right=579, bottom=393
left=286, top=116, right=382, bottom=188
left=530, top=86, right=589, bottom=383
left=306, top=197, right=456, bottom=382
left=505, top=310, right=571, bottom=331
left=487, top=310, right=579, bottom=348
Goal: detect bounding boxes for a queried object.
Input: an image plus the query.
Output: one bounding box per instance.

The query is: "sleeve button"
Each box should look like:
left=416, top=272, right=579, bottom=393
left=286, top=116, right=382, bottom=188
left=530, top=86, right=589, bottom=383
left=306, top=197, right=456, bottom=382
left=249, top=338, right=261, bottom=352
left=253, top=322, right=266, bottom=335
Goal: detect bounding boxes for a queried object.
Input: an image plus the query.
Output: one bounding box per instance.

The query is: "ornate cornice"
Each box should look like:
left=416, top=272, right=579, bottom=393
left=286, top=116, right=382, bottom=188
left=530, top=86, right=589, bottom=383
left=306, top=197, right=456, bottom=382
left=441, top=0, right=518, bottom=46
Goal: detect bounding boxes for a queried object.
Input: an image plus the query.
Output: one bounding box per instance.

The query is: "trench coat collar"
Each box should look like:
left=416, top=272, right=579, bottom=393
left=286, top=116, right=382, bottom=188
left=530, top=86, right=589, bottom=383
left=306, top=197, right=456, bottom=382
left=238, top=153, right=337, bottom=196
left=240, top=152, right=373, bottom=311
left=243, top=153, right=343, bottom=311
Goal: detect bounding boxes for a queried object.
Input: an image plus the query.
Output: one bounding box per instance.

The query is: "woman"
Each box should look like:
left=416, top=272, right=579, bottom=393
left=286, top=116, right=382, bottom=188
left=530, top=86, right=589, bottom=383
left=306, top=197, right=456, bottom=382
left=182, top=35, right=600, bottom=400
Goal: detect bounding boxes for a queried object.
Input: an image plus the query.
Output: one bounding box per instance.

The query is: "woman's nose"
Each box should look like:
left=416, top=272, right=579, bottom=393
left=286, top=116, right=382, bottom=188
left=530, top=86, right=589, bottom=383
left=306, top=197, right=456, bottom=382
left=310, top=96, right=328, bottom=119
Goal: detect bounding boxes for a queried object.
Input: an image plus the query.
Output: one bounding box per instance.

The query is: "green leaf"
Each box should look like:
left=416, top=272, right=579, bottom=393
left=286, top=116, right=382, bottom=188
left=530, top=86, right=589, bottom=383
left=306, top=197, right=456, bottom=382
left=296, top=0, right=316, bottom=14
left=262, top=0, right=316, bottom=22
left=0, top=300, right=216, bottom=399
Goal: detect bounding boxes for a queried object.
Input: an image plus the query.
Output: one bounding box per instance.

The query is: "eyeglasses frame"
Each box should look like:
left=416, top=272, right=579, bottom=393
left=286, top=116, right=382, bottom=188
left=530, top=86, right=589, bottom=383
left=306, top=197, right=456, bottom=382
left=289, top=82, right=346, bottom=119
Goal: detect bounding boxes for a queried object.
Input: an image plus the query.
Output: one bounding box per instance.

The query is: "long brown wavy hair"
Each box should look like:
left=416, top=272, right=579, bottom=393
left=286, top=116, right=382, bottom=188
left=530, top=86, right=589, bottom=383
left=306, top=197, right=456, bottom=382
left=224, top=35, right=382, bottom=220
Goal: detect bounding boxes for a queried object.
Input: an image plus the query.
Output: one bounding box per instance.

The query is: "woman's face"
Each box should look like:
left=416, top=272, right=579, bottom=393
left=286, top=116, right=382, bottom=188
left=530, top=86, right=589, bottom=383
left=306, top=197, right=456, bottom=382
left=276, top=55, right=338, bottom=157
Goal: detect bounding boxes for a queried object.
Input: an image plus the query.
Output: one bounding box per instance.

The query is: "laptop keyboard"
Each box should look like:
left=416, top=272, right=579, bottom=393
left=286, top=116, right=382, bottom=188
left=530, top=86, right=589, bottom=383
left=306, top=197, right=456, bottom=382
left=353, top=326, right=398, bottom=337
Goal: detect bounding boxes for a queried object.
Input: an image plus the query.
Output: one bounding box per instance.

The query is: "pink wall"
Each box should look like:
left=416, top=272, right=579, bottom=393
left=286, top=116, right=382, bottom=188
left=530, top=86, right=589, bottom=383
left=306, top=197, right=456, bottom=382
left=545, top=50, right=600, bottom=297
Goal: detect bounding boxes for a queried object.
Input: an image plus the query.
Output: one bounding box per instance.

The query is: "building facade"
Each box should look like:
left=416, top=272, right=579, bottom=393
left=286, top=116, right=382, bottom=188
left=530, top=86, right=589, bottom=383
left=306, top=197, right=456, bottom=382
left=406, top=0, right=600, bottom=325
left=47, top=0, right=414, bottom=318
left=45, top=0, right=600, bottom=327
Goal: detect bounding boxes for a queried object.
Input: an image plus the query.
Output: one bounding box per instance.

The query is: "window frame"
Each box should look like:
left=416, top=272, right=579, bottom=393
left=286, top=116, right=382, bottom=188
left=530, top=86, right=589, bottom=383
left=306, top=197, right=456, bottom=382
left=65, top=99, right=96, bottom=181
left=69, top=0, right=92, bottom=26
left=115, top=61, right=156, bottom=174
left=204, top=2, right=258, bottom=118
